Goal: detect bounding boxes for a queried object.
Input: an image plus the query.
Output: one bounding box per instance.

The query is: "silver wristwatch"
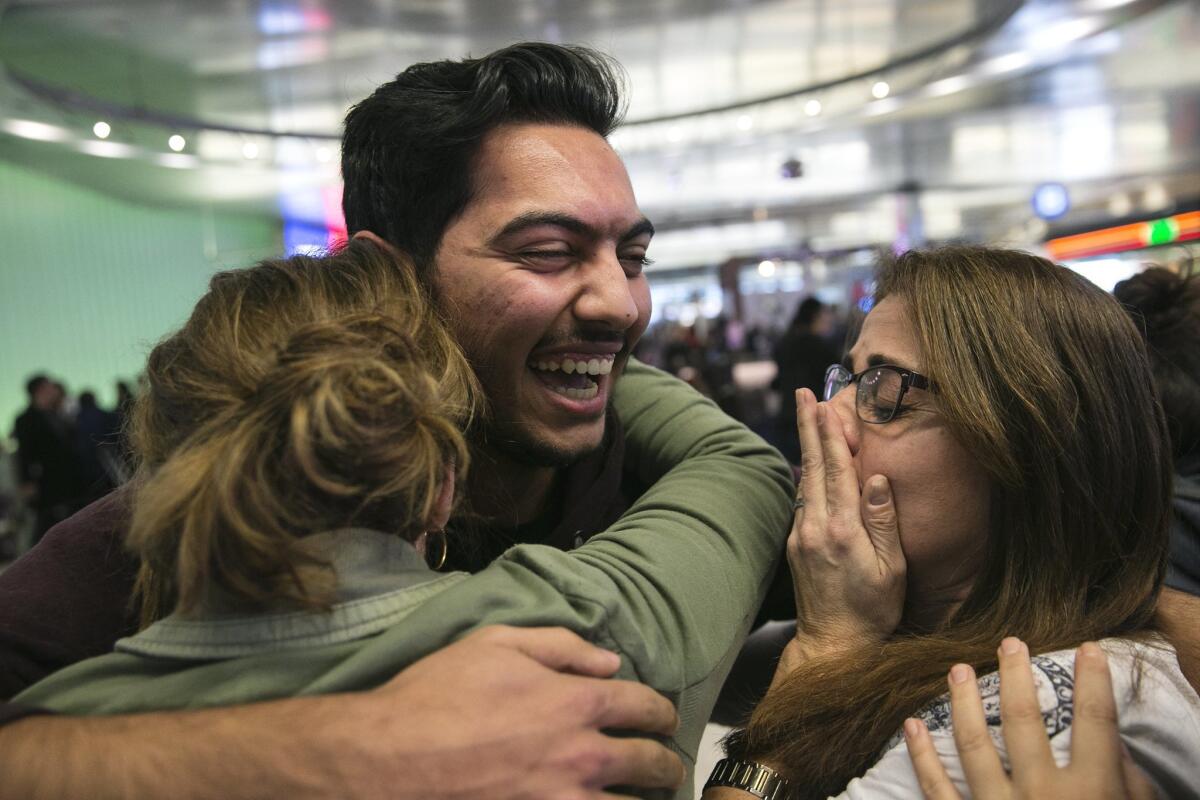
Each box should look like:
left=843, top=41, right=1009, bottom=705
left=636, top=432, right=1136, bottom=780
left=703, top=757, right=791, bottom=799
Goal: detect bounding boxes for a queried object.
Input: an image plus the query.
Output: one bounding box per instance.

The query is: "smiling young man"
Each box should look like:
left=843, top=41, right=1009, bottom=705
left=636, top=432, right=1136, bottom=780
left=426, top=123, right=655, bottom=534
left=338, top=45, right=668, bottom=561
left=0, top=43, right=795, bottom=799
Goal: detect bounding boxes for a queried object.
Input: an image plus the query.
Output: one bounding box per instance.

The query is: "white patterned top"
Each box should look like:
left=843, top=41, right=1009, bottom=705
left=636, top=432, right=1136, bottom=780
left=836, top=639, right=1200, bottom=799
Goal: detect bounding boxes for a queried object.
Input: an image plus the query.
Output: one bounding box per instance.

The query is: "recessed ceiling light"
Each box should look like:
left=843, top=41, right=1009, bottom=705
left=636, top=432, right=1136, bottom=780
left=804, top=99, right=822, bottom=117
left=92, top=121, right=111, bottom=139
left=871, top=81, right=890, bottom=99
left=242, top=141, right=260, bottom=159
left=3, top=119, right=68, bottom=142
left=315, top=146, right=332, bottom=163
left=1107, top=192, right=1132, bottom=217
left=1142, top=183, right=1170, bottom=211
left=168, top=134, right=186, bottom=152
left=736, top=115, right=753, bottom=131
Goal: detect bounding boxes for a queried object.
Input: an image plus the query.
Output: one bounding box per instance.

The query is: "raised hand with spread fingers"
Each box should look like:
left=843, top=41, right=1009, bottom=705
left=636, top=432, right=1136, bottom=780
left=783, top=387, right=907, bottom=666
left=904, top=637, right=1157, bottom=800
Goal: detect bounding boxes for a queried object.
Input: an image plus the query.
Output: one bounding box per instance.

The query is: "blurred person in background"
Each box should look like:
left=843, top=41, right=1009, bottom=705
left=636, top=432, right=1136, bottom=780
left=113, top=379, right=139, bottom=476
left=51, top=380, right=76, bottom=421
left=772, top=296, right=840, bottom=462
left=1114, top=267, right=1200, bottom=596
left=115, top=379, right=135, bottom=419
left=12, top=374, right=83, bottom=545
left=0, top=440, right=19, bottom=560
left=73, top=390, right=122, bottom=502
left=700, top=314, right=745, bottom=420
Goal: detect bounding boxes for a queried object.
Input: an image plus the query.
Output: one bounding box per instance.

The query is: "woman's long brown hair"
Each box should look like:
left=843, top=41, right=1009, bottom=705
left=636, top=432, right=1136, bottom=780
left=128, top=239, right=479, bottom=626
left=730, top=246, right=1172, bottom=797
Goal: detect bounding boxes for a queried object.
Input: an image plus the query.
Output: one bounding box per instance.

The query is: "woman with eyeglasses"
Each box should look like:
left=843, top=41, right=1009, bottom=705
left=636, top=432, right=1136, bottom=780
left=704, top=246, right=1200, bottom=799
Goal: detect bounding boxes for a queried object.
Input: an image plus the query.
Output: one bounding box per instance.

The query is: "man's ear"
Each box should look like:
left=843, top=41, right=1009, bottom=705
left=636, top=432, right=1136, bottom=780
left=352, top=229, right=399, bottom=255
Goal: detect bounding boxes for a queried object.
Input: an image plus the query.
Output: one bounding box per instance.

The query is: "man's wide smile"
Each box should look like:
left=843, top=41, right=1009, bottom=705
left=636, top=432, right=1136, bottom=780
left=528, top=354, right=616, bottom=401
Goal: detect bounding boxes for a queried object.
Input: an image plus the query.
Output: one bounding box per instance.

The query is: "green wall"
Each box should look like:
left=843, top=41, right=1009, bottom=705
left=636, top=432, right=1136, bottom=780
left=0, top=159, right=281, bottom=432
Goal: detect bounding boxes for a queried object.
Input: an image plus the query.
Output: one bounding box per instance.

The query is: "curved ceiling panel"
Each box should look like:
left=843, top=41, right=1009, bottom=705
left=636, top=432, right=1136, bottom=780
left=0, top=0, right=1007, bottom=133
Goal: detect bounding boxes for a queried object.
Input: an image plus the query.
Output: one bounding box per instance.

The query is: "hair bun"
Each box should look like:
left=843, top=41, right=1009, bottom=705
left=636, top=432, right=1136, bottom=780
left=269, top=312, right=425, bottom=402
left=129, top=239, right=477, bottom=623
left=254, top=312, right=454, bottom=507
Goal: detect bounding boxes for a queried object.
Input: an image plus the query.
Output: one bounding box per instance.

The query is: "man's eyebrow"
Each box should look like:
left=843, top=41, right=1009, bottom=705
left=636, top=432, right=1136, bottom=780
left=621, top=217, right=655, bottom=241
left=489, top=212, right=592, bottom=245
left=487, top=213, right=655, bottom=246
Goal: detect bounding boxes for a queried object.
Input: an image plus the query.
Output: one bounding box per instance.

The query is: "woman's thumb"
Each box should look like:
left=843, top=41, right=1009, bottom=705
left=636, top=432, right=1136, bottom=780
left=862, top=475, right=905, bottom=572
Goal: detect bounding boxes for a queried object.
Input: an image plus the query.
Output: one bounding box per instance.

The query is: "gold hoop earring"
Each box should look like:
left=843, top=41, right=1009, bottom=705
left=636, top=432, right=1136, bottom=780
left=424, top=529, right=448, bottom=571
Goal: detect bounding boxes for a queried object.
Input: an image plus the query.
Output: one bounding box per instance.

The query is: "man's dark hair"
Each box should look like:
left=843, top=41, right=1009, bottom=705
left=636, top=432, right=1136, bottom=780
left=341, top=42, right=627, bottom=275
left=1114, top=267, right=1200, bottom=462
left=79, top=391, right=98, bottom=408
left=25, top=374, right=49, bottom=398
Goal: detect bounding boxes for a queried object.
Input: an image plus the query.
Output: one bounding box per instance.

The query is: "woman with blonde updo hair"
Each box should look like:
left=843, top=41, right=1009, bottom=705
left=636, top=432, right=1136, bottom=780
left=127, top=238, right=478, bottom=627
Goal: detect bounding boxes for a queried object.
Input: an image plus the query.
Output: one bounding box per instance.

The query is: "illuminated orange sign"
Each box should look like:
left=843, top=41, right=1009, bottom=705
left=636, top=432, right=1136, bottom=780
left=1045, top=211, right=1200, bottom=261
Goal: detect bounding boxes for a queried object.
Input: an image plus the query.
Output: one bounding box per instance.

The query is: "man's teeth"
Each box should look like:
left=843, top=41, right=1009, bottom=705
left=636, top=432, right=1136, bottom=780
left=531, top=357, right=614, bottom=376
left=549, top=383, right=599, bottom=400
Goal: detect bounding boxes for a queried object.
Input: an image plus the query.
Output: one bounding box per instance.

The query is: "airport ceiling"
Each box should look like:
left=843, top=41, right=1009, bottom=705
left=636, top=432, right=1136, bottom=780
left=0, top=0, right=1197, bottom=260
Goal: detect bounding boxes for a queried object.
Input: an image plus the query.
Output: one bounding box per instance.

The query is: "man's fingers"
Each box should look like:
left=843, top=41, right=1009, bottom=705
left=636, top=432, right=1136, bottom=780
left=589, top=678, right=679, bottom=737
left=945, top=663, right=1007, bottom=796
left=904, top=718, right=963, bottom=800
left=795, top=389, right=826, bottom=515
left=1068, top=642, right=1122, bottom=777
left=480, top=626, right=621, bottom=678
left=587, top=735, right=685, bottom=792
left=996, top=637, right=1055, bottom=783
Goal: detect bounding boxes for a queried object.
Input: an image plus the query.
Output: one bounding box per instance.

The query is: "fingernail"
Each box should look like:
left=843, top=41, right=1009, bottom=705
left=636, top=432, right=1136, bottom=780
left=868, top=476, right=890, bottom=506
left=950, top=663, right=973, bottom=685
left=816, top=403, right=827, bottom=425
left=903, top=718, right=922, bottom=739
left=1078, top=641, right=1102, bottom=661
left=999, top=637, right=1023, bottom=656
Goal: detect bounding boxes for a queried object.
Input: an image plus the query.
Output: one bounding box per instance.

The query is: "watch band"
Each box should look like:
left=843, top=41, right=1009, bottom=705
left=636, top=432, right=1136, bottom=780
left=703, top=757, right=791, bottom=799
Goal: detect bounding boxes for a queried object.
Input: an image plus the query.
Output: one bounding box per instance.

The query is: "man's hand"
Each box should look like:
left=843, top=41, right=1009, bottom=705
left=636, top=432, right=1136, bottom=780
left=903, top=637, right=1155, bottom=800
left=0, top=626, right=684, bottom=800
left=368, top=625, right=686, bottom=798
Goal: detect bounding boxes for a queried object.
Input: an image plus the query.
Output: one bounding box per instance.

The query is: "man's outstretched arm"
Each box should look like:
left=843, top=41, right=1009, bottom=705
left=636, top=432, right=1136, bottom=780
left=0, top=626, right=683, bottom=800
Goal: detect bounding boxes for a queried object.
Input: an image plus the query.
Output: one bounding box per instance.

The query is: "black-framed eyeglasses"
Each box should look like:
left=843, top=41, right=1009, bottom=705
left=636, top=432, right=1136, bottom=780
left=822, top=364, right=933, bottom=424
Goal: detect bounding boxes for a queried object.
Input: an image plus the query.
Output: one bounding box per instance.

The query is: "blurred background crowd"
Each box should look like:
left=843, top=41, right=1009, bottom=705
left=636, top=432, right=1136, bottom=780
left=1, top=0, right=1198, bottom=563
